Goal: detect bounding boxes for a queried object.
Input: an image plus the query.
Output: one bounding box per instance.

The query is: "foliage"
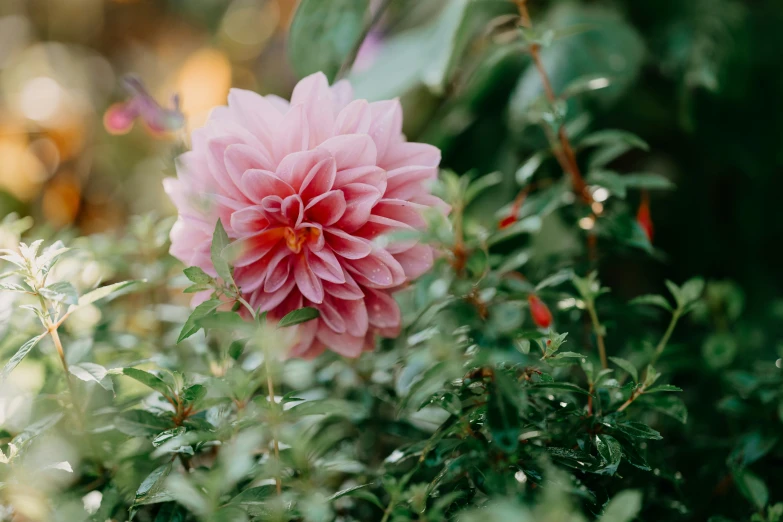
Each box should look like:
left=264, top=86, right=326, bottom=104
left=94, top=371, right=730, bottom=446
left=1, top=1, right=781, bottom=521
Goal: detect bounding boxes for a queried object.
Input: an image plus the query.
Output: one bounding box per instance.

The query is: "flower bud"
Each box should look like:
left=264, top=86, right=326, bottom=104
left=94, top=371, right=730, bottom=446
left=528, top=294, right=552, bottom=328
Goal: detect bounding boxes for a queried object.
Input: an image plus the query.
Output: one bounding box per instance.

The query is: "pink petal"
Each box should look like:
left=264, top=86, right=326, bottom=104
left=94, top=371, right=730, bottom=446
left=364, top=288, right=401, bottom=329
left=242, top=169, right=295, bottom=204
left=306, top=248, right=345, bottom=284
left=276, top=148, right=331, bottom=192
left=299, top=221, right=325, bottom=251
left=297, top=339, right=328, bottom=359
left=337, top=183, right=382, bottom=232
left=316, top=324, right=365, bottom=358
left=290, top=72, right=334, bottom=147
left=250, top=277, right=297, bottom=312
left=263, top=251, right=292, bottom=292
left=274, top=104, right=309, bottom=164
left=372, top=199, right=427, bottom=229
left=281, top=195, right=304, bottom=227
left=355, top=215, right=412, bottom=240
left=333, top=297, right=369, bottom=337
left=381, top=141, right=441, bottom=171
left=392, top=244, right=434, bottom=280
left=230, top=206, right=268, bottom=235
left=368, top=99, right=403, bottom=161
left=330, top=80, right=354, bottom=112
left=333, top=99, right=372, bottom=135
left=229, top=228, right=285, bottom=267
left=333, top=165, right=386, bottom=191
left=385, top=166, right=437, bottom=199
left=411, top=193, right=451, bottom=216
left=227, top=88, right=281, bottom=151
left=288, top=319, right=319, bottom=358
left=305, top=190, right=346, bottom=226
left=318, top=134, right=377, bottom=170
left=207, top=136, right=246, bottom=201
left=299, top=157, right=337, bottom=203
left=318, top=298, right=347, bottom=334
left=324, top=228, right=372, bottom=259
left=346, top=248, right=406, bottom=288
left=293, top=254, right=324, bottom=304
left=224, top=144, right=273, bottom=187
left=323, top=268, right=364, bottom=300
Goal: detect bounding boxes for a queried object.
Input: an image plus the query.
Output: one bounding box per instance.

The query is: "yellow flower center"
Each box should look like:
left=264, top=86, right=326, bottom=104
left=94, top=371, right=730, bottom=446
left=283, top=226, right=320, bottom=254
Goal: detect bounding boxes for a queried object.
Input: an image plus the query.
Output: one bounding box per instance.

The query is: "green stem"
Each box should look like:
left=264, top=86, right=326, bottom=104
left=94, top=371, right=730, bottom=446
left=649, top=309, right=681, bottom=368
left=585, top=300, right=608, bottom=369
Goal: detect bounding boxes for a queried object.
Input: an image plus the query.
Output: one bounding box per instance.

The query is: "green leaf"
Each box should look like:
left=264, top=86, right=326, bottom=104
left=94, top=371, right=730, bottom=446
left=211, top=220, right=233, bottom=285
left=580, top=129, right=649, bottom=151
left=120, top=368, right=174, bottom=398
left=595, top=434, right=623, bottom=475
left=0, top=281, right=26, bottom=292
left=134, top=463, right=174, bottom=506
left=599, top=490, right=643, bottom=522
left=734, top=470, right=769, bottom=510
left=645, top=384, right=682, bottom=394
left=641, top=394, right=688, bottom=424
left=702, top=333, right=737, bottom=369
left=587, top=170, right=627, bottom=198
left=464, top=171, right=503, bottom=205
left=183, top=266, right=212, bottom=284
left=629, top=294, right=673, bottom=311
left=114, top=410, right=172, bottom=437
left=278, top=307, right=320, bottom=327
left=178, top=299, right=222, bottom=342
left=77, top=280, right=142, bottom=308
left=288, top=0, right=370, bottom=81
left=535, top=269, right=574, bottom=291
left=680, top=277, right=705, bottom=305
left=515, top=150, right=548, bottom=185
left=1, top=334, right=46, bottom=380
left=229, top=486, right=277, bottom=517
left=486, top=373, right=520, bottom=453
left=287, top=399, right=356, bottom=418
left=39, top=281, right=79, bottom=305
left=152, top=427, right=187, bottom=448
left=608, top=357, right=638, bottom=383
left=621, top=172, right=675, bottom=190
left=182, top=384, right=207, bottom=404
left=69, top=362, right=114, bottom=393
left=531, top=381, right=592, bottom=395
left=327, top=484, right=383, bottom=509
left=613, top=421, right=663, bottom=441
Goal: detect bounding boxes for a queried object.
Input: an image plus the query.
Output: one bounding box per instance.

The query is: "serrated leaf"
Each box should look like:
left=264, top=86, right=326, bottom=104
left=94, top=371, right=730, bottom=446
left=183, top=266, right=212, bottom=284
left=211, top=220, right=233, bottom=285
left=114, top=410, right=172, bottom=437
left=229, top=486, right=277, bottom=517
left=278, top=307, right=320, bottom=327
left=599, top=490, right=642, bottom=522
left=77, top=280, right=142, bottom=308
left=178, top=299, right=222, bottom=342
left=629, top=294, right=673, bottom=311
left=595, top=434, right=623, bottom=475
left=121, top=368, right=174, bottom=398
left=608, top=357, right=638, bottom=383
left=288, top=0, right=370, bottom=81
left=1, top=334, right=46, bottom=380
left=39, top=281, right=79, bottom=305
left=0, top=281, right=26, bottom=292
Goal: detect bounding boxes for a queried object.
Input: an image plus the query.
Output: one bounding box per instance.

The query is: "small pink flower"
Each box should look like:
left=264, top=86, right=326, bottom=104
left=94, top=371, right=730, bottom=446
left=165, top=72, right=448, bottom=358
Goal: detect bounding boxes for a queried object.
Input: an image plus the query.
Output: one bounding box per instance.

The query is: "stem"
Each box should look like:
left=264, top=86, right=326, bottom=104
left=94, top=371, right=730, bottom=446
left=649, top=309, right=681, bottom=368
left=49, top=325, right=78, bottom=406
left=265, top=354, right=282, bottom=496
left=515, top=0, right=590, bottom=203
left=616, top=385, right=644, bottom=413
left=337, top=0, right=393, bottom=80
left=585, top=300, right=608, bottom=369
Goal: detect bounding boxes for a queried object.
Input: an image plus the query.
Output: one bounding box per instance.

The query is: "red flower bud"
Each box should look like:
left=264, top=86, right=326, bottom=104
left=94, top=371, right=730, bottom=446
left=498, top=214, right=516, bottom=229
left=636, top=192, right=653, bottom=243
left=528, top=294, right=552, bottom=329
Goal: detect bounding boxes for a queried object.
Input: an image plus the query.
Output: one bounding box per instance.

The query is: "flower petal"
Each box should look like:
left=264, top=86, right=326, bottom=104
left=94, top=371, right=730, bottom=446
left=318, top=134, right=377, bottom=170
left=225, top=144, right=273, bottom=187
left=263, top=250, right=292, bottom=292
left=293, top=254, right=324, bottom=304
left=324, top=228, right=372, bottom=259
left=288, top=318, right=319, bottom=358
left=323, top=268, right=364, bottom=300
left=305, top=190, right=346, bottom=226
left=392, top=244, right=433, bottom=280
left=290, top=72, right=334, bottom=147
left=299, top=156, right=336, bottom=203
left=333, top=99, right=372, bottom=135
left=229, top=228, right=285, bottom=267
left=318, top=298, right=347, bottom=334
left=364, top=287, right=401, bottom=329
left=381, top=141, right=440, bottom=170
left=368, top=99, right=403, bottom=161
left=230, top=206, right=268, bottom=235
left=276, top=148, right=331, bottom=192
left=316, top=324, right=365, bottom=358
left=274, top=104, right=309, bottom=163
left=242, top=169, right=295, bottom=203
left=281, top=195, right=304, bottom=227
left=306, top=248, right=345, bottom=284
left=250, top=276, right=297, bottom=312
left=337, top=183, right=382, bottom=232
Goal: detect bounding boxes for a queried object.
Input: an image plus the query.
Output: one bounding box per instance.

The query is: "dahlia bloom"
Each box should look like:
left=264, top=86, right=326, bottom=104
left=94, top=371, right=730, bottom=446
left=165, top=72, right=447, bottom=358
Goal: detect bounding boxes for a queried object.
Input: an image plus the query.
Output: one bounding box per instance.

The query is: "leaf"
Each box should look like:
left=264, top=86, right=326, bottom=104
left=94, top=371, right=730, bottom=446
left=183, top=266, right=212, bottom=284
left=288, top=0, right=370, bottom=81
left=516, top=150, right=548, bottom=185
left=211, top=220, right=233, bottom=285
left=629, top=294, right=673, bottom=311
left=178, top=299, right=222, bottom=342
left=645, top=384, right=682, bottom=393
left=608, top=357, right=638, bottom=383
left=535, top=269, right=574, bottom=291
left=327, top=484, right=383, bottom=509
left=702, top=333, right=737, bottom=369
left=580, top=129, right=649, bottom=151
left=278, top=307, right=320, bottom=327
left=680, top=277, right=705, bottom=305
left=464, top=171, right=503, bottom=205
left=287, top=399, right=356, bottom=418
left=1, top=334, right=46, bottom=380
left=0, top=281, right=27, bottom=292
left=135, top=463, right=174, bottom=506
left=114, top=410, right=172, bottom=437
left=595, top=434, right=623, bottom=475
left=120, top=368, right=174, bottom=398
left=613, top=421, right=663, bottom=441
left=622, top=172, right=675, bottom=190
left=531, top=382, right=592, bottom=395
left=587, top=170, right=627, bottom=198
left=152, top=427, right=187, bottom=448
left=486, top=373, right=521, bottom=453
left=77, top=280, right=142, bottom=308
left=641, top=394, right=688, bottom=424
left=69, top=362, right=114, bottom=393
left=182, top=384, right=207, bottom=404
left=229, top=486, right=277, bottom=517
left=39, top=281, right=79, bottom=305
left=734, top=470, right=769, bottom=510
left=599, top=490, right=643, bottom=522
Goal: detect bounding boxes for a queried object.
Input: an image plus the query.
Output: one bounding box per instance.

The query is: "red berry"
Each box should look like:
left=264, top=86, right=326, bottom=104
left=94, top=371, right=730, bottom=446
left=528, top=294, right=553, bottom=329
left=636, top=193, right=654, bottom=242
left=498, top=214, right=516, bottom=229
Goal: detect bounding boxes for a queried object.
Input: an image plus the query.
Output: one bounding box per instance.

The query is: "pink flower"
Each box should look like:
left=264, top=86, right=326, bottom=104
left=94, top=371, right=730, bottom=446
left=165, top=72, right=448, bottom=358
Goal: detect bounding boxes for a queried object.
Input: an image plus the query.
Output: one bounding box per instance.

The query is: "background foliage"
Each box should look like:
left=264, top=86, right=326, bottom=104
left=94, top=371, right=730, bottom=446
left=1, top=0, right=782, bottom=521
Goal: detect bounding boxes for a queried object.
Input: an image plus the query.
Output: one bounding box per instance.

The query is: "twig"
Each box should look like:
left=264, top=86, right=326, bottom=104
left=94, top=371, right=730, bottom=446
left=585, top=301, right=608, bottom=369
left=649, top=310, right=681, bottom=368
left=337, top=0, right=394, bottom=79
left=265, top=352, right=282, bottom=496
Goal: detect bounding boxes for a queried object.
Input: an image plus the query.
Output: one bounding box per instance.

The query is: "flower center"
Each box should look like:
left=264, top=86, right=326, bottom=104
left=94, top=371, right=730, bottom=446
left=283, top=226, right=320, bottom=254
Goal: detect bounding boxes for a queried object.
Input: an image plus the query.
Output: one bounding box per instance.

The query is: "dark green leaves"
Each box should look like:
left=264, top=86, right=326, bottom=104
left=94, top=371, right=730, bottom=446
left=288, top=0, right=370, bottom=81
left=612, top=421, right=663, bottom=441
left=608, top=357, right=638, bottom=383
left=595, top=434, right=623, bottom=475
left=278, top=307, right=320, bottom=327
left=487, top=374, right=521, bottom=453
